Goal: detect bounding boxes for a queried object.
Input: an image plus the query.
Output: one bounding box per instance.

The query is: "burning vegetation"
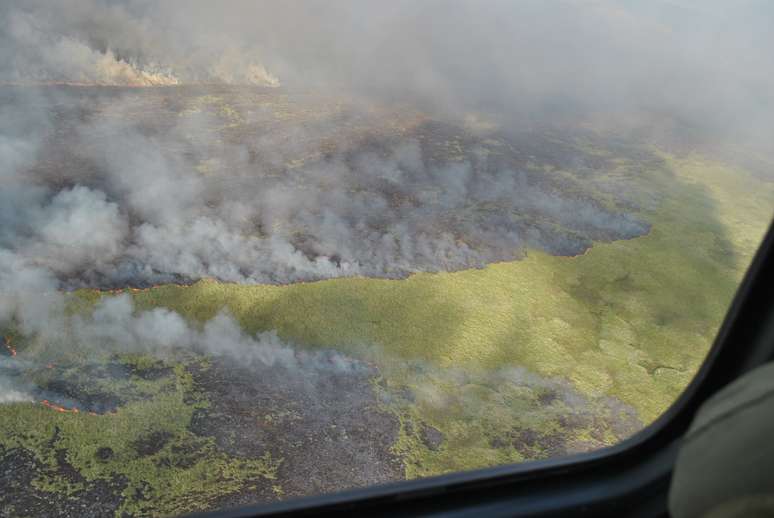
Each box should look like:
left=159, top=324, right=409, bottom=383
left=3, top=336, right=16, bottom=357
left=40, top=399, right=82, bottom=414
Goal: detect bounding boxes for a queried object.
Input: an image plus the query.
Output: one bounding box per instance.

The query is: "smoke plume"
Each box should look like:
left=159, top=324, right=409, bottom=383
left=0, top=84, right=653, bottom=290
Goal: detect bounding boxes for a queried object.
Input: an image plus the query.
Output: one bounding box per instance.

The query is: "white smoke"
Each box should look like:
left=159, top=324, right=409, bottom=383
left=0, top=2, right=280, bottom=87
left=0, top=362, right=35, bottom=403
left=0, top=83, right=653, bottom=290
left=67, top=294, right=364, bottom=375
left=30, top=187, right=129, bottom=275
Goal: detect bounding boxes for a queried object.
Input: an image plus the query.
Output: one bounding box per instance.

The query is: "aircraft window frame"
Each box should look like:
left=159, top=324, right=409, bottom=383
left=192, top=220, right=774, bottom=518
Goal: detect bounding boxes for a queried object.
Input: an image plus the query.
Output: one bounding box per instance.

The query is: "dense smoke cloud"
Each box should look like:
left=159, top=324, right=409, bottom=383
left=0, top=362, right=35, bottom=403
left=0, top=291, right=371, bottom=410
left=2, top=0, right=771, bottom=127
left=66, top=294, right=364, bottom=376
left=0, top=84, right=652, bottom=290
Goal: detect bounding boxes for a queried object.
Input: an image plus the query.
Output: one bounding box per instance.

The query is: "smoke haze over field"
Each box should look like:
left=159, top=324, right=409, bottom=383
left=0, top=85, right=653, bottom=295
left=0, top=289, right=641, bottom=446
left=1, top=0, right=772, bottom=339
left=1, top=1, right=773, bottom=143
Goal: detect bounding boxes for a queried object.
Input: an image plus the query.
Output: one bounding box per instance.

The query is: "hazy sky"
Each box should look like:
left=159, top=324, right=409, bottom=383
left=1, top=0, right=772, bottom=142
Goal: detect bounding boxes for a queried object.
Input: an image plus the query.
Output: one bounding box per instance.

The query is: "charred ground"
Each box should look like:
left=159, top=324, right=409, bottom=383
left=0, top=340, right=644, bottom=516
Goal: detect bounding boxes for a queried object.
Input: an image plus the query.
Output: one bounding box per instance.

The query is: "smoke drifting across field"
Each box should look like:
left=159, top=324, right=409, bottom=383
left=1, top=0, right=771, bottom=390
left=0, top=290, right=642, bottom=441
left=1, top=292, right=369, bottom=404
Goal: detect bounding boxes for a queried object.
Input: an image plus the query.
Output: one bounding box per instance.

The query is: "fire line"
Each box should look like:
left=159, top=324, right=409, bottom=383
left=3, top=336, right=16, bottom=357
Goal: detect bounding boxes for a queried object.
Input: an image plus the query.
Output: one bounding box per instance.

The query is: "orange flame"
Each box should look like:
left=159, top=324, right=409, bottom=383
left=92, top=284, right=169, bottom=295
left=39, top=400, right=118, bottom=416
left=40, top=400, right=80, bottom=414
left=3, top=336, right=16, bottom=357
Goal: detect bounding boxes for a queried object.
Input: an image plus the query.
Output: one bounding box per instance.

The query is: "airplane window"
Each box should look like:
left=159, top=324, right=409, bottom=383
left=1, top=1, right=773, bottom=516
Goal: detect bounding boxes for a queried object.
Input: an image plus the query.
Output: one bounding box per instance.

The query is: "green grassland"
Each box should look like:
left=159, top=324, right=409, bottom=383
left=1, top=145, right=772, bottom=513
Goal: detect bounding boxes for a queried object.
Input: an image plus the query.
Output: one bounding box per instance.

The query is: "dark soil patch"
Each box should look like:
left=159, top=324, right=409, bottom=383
left=132, top=430, right=173, bottom=457
left=0, top=445, right=127, bottom=518
left=514, top=429, right=566, bottom=458
left=537, top=390, right=559, bottom=406
left=419, top=424, right=444, bottom=451
left=506, top=403, right=642, bottom=460
left=37, top=379, right=124, bottom=414
left=152, top=440, right=201, bottom=470
left=79, top=362, right=131, bottom=380
left=95, top=447, right=114, bottom=462
left=54, top=448, right=86, bottom=485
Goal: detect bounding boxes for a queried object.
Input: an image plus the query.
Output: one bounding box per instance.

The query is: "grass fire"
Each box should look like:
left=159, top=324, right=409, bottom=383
left=1, top=1, right=773, bottom=517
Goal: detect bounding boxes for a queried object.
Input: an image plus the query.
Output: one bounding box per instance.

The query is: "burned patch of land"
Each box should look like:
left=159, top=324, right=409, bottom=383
left=188, top=357, right=404, bottom=501
left=23, top=359, right=166, bottom=415
left=0, top=445, right=127, bottom=518
left=0, top=342, right=409, bottom=515
left=4, top=333, right=645, bottom=515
